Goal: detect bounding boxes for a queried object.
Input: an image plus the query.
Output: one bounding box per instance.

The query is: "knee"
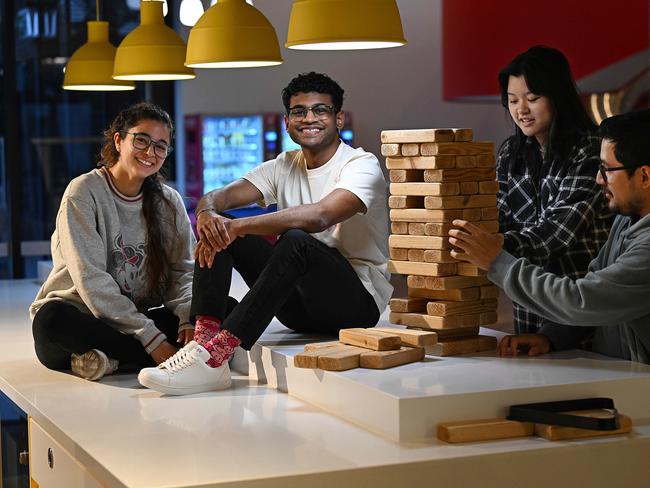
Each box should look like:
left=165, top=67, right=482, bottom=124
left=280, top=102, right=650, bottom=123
left=277, top=229, right=311, bottom=247
left=32, top=301, right=68, bottom=341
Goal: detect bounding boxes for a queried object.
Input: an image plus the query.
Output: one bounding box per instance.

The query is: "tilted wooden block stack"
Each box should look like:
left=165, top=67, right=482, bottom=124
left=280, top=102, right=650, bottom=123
left=381, top=128, right=502, bottom=356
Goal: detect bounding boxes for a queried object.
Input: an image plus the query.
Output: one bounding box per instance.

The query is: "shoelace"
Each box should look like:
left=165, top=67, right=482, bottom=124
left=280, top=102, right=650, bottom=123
left=160, top=345, right=199, bottom=373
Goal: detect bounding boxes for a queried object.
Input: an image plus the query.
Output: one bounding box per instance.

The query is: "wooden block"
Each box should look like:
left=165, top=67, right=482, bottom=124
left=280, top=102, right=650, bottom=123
left=339, top=328, right=401, bottom=351
left=360, top=346, right=425, bottom=369
left=381, top=143, right=400, bottom=156
left=476, top=220, right=500, bottom=233
left=424, top=167, right=495, bottom=183
left=385, top=155, right=456, bottom=170
left=408, top=222, right=426, bottom=235
left=388, top=260, right=457, bottom=277
left=389, top=235, right=450, bottom=250
left=373, top=327, right=437, bottom=347
left=391, top=222, right=409, bottom=234
left=438, top=418, right=534, bottom=443
left=451, top=128, right=474, bottom=142
left=391, top=311, right=489, bottom=329
left=480, top=285, right=499, bottom=299
left=401, top=143, right=420, bottom=156
left=425, top=220, right=499, bottom=236
left=390, top=208, right=464, bottom=223
left=389, top=297, right=428, bottom=314
left=407, top=249, right=425, bottom=262
left=381, top=128, right=455, bottom=143
left=431, top=326, right=480, bottom=340
left=479, top=180, right=500, bottom=194
left=317, top=345, right=367, bottom=371
left=462, top=208, right=483, bottom=221
left=408, top=286, right=481, bottom=302
left=479, top=311, right=498, bottom=325
left=535, top=412, right=632, bottom=441
left=424, top=194, right=498, bottom=210
left=457, top=263, right=487, bottom=276
left=481, top=207, right=499, bottom=221
left=476, top=153, right=496, bottom=167
left=460, top=181, right=479, bottom=195
left=390, top=182, right=460, bottom=197
left=426, top=299, right=498, bottom=316
left=426, top=335, right=497, bottom=356
left=423, top=275, right=490, bottom=290
left=389, top=247, right=408, bottom=260
left=303, top=341, right=342, bottom=352
left=420, top=141, right=494, bottom=156
left=294, top=345, right=343, bottom=368
left=389, top=169, right=424, bottom=183
left=422, top=250, right=456, bottom=263
left=388, top=195, right=424, bottom=209
left=455, top=155, right=477, bottom=168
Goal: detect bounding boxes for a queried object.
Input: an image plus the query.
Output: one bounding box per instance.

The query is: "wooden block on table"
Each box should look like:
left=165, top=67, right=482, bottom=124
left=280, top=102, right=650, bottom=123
left=390, top=182, right=461, bottom=197
left=391, top=222, right=409, bottom=234
left=408, top=222, right=425, bottom=235
left=389, top=247, right=408, bottom=260
left=390, top=208, right=464, bottom=223
left=426, top=335, right=497, bottom=356
left=457, top=262, right=487, bottom=276
left=389, top=169, right=424, bottom=183
left=479, top=180, right=500, bottom=194
left=424, top=194, right=498, bottom=210
left=390, top=311, right=486, bottom=329
left=479, top=311, right=498, bottom=325
left=476, top=153, right=496, bottom=167
left=421, top=274, right=491, bottom=290
left=295, top=345, right=344, bottom=368
left=360, top=346, right=425, bottom=369
left=381, top=128, right=455, bottom=143
left=426, top=298, right=498, bottom=316
left=389, top=297, right=428, bottom=314
left=373, top=327, right=437, bottom=346
left=535, top=412, right=632, bottom=441
left=438, top=418, right=534, bottom=443
left=462, top=208, right=483, bottom=221
left=460, top=181, right=479, bottom=195
left=385, top=155, right=456, bottom=170
left=481, top=207, right=499, bottom=221
left=303, top=341, right=342, bottom=352
left=420, top=141, right=494, bottom=156
left=455, top=155, right=477, bottom=168
left=388, top=195, right=424, bottom=209
left=381, top=143, right=400, bottom=156
left=424, top=167, right=495, bottom=183
left=432, top=326, right=480, bottom=340
left=317, top=345, right=368, bottom=371
left=451, top=128, right=474, bottom=142
left=422, top=249, right=456, bottom=262
left=389, top=235, right=451, bottom=250
left=408, top=286, right=481, bottom=302
left=339, top=328, right=401, bottom=351
left=424, top=220, right=499, bottom=236
left=388, top=260, right=457, bottom=277
left=407, top=249, right=425, bottom=262
left=480, top=285, right=499, bottom=299
left=401, top=143, right=420, bottom=156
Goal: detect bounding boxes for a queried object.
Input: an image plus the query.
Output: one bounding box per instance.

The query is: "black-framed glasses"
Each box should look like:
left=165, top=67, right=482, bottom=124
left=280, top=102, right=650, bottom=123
left=287, top=104, right=336, bottom=121
left=599, top=163, right=646, bottom=183
left=125, top=131, right=172, bottom=158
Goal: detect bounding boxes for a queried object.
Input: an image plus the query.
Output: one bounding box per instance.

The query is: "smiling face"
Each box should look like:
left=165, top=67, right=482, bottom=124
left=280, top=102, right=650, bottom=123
left=507, top=75, right=554, bottom=146
left=112, top=119, right=170, bottom=190
left=284, top=91, right=344, bottom=165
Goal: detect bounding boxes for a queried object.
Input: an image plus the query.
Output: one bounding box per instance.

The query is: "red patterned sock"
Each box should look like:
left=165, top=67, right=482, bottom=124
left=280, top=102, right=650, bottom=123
left=203, top=329, right=241, bottom=368
left=194, top=315, right=221, bottom=347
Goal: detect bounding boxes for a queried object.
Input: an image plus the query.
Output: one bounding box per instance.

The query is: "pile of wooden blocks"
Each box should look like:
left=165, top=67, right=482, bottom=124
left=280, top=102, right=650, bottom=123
left=381, top=128, right=502, bottom=356
left=294, top=327, right=436, bottom=371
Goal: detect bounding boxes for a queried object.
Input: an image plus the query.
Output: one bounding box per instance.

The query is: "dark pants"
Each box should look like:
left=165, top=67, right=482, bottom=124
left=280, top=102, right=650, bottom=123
left=190, top=229, right=380, bottom=350
left=32, top=301, right=182, bottom=371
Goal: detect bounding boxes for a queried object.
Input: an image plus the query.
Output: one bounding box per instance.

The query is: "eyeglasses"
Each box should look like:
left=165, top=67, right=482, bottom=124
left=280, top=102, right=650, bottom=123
left=287, top=104, right=336, bottom=121
left=598, top=163, right=646, bottom=183
left=125, top=132, right=172, bottom=158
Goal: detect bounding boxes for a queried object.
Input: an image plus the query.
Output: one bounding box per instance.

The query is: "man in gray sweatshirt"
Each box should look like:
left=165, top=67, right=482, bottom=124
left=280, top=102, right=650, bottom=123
left=448, top=109, right=650, bottom=363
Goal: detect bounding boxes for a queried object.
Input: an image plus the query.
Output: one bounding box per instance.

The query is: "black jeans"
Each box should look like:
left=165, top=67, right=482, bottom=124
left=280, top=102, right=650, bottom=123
left=32, top=300, right=182, bottom=371
left=190, top=229, right=380, bottom=349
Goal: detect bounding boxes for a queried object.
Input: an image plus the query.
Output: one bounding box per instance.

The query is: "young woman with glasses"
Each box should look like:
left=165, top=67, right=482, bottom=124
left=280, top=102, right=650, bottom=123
left=30, top=102, right=195, bottom=381
left=497, top=46, right=613, bottom=334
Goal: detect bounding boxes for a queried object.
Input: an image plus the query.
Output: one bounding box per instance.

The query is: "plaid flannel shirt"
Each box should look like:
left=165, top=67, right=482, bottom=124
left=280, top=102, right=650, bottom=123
left=497, top=133, right=613, bottom=333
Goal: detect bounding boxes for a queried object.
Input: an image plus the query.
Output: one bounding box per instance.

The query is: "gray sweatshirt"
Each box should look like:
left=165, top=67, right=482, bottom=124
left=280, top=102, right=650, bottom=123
left=30, top=168, right=195, bottom=354
left=488, top=213, right=650, bottom=363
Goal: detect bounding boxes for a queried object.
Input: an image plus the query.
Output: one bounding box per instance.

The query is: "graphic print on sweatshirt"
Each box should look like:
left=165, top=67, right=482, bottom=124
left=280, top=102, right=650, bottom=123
left=110, top=234, right=146, bottom=300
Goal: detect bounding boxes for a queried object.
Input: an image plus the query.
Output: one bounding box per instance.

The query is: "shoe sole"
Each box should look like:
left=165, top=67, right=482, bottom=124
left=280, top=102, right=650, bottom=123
left=137, top=371, right=232, bottom=396
left=71, top=351, right=106, bottom=381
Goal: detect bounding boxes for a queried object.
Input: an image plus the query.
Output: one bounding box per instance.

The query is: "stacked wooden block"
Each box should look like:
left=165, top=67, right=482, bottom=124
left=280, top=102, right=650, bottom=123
left=381, top=128, right=502, bottom=356
left=294, top=327, right=436, bottom=371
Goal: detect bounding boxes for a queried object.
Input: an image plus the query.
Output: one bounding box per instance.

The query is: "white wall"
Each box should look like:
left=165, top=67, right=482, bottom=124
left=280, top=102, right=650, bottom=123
left=179, top=0, right=513, bottom=160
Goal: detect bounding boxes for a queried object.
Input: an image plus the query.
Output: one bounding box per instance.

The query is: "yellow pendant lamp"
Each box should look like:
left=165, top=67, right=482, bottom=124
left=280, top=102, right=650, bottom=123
left=285, top=0, right=407, bottom=50
left=185, top=0, right=282, bottom=68
left=63, top=1, right=135, bottom=91
left=113, top=0, right=195, bottom=80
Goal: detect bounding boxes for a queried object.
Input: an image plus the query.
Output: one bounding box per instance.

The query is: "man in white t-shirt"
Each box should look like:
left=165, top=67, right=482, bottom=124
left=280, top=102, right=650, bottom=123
left=139, top=72, right=392, bottom=395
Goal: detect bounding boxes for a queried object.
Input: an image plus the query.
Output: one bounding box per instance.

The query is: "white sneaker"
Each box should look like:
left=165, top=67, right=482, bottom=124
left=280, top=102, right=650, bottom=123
left=71, top=349, right=119, bottom=381
left=138, top=342, right=231, bottom=395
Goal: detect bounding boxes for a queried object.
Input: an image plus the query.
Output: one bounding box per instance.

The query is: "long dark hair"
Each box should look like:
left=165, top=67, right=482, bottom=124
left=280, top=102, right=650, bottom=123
left=498, top=45, right=596, bottom=164
left=98, top=102, right=176, bottom=300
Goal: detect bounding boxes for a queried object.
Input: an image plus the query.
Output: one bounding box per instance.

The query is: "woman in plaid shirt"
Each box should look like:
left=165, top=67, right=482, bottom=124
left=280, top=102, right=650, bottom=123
left=497, top=46, right=613, bottom=333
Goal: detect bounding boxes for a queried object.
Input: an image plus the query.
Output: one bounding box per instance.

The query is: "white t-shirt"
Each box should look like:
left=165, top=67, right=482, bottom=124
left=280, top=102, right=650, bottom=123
left=243, top=141, right=393, bottom=312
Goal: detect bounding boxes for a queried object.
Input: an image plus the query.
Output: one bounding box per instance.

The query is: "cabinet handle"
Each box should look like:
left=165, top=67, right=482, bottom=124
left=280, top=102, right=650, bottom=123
left=19, top=451, right=29, bottom=466
left=47, top=447, right=54, bottom=469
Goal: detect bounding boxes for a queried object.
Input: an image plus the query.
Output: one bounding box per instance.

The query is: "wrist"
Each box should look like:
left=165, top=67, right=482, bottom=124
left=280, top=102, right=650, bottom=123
left=196, top=207, right=216, bottom=218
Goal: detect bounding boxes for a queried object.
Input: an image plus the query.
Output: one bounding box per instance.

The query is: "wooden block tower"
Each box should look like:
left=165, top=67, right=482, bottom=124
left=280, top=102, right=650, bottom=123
left=381, top=128, right=501, bottom=356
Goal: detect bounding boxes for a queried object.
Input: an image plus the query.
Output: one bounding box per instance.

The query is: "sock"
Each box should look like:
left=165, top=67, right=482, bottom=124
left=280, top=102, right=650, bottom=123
left=203, top=329, right=241, bottom=368
left=194, top=315, right=221, bottom=347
